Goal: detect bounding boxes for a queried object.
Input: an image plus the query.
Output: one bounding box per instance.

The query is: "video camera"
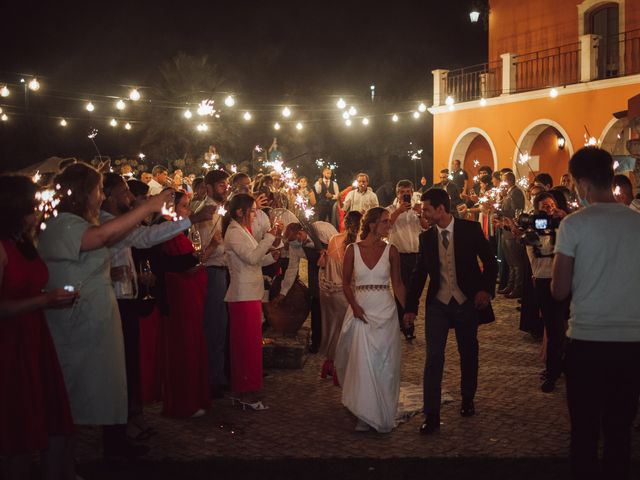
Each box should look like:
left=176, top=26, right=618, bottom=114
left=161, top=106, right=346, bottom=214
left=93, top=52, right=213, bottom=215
left=515, top=211, right=560, bottom=256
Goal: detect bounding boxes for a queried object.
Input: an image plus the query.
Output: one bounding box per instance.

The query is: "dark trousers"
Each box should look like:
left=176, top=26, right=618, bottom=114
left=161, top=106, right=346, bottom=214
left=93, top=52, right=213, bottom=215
left=424, top=299, right=479, bottom=416
left=316, top=201, right=334, bottom=224
left=203, top=267, right=229, bottom=388
left=117, top=299, right=142, bottom=419
left=519, top=261, right=543, bottom=336
left=395, top=252, right=418, bottom=336
left=534, top=278, right=567, bottom=381
left=304, top=247, right=322, bottom=349
left=565, top=339, right=640, bottom=480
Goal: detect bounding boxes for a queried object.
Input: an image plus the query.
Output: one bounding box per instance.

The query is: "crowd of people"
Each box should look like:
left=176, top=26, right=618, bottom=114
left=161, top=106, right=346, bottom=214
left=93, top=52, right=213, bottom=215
left=1, top=146, right=639, bottom=480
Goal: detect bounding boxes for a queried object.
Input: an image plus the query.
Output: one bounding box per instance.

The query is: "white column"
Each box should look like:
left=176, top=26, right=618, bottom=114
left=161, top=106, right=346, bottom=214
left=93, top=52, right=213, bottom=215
left=500, top=53, right=517, bottom=95
left=580, top=34, right=600, bottom=82
left=432, top=69, right=449, bottom=107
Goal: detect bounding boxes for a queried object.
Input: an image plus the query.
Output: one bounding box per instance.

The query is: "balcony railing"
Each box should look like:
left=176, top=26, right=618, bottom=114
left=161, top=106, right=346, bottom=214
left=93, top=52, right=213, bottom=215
left=601, top=28, right=640, bottom=79
left=513, top=43, right=580, bottom=93
left=445, top=61, right=502, bottom=103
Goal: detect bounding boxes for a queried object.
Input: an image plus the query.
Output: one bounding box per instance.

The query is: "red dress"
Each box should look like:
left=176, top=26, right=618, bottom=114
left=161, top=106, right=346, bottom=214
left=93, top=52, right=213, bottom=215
left=0, top=240, right=74, bottom=455
left=159, top=234, right=210, bottom=417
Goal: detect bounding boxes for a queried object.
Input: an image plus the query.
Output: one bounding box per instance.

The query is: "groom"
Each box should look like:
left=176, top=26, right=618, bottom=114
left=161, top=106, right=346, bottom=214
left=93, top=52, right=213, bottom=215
left=404, top=188, right=497, bottom=435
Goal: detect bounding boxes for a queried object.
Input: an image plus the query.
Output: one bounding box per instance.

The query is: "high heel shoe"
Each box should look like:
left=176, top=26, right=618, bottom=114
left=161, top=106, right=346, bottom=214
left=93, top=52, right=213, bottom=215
left=320, top=360, right=334, bottom=378
left=230, top=397, right=269, bottom=411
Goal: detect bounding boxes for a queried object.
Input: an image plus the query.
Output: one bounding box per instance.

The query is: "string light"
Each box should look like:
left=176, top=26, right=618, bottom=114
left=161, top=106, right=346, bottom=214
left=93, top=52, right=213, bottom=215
left=445, top=96, right=455, bottom=107
left=348, top=106, right=357, bottom=116
left=282, top=106, right=291, bottom=118
left=224, top=95, right=235, bottom=107
left=362, top=117, right=370, bottom=126
left=345, top=119, right=352, bottom=127
left=336, top=98, right=346, bottom=109
left=60, top=118, right=67, bottom=127
left=412, top=111, right=420, bottom=119
left=116, top=99, right=126, bottom=110
left=274, top=122, right=281, bottom=130
left=109, top=118, right=118, bottom=127
left=0, top=85, right=9, bottom=97
left=418, top=102, right=427, bottom=112
left=479, top=98, right=487, bottom=107
left=392, top=114, right=399, bottom=122
left=1, top=114, right=8, bottom=122
left=183, top=109, right=192, bottom=119
left=124, top=122, right=132, bottom=130
left=342, top=111, right=350, bottom=120
left=28, top=78, right=40, bottom=91
left=129, top=89, right=141, bottom=101
left=197, top=123, right=209, bottom=132
left=243, top=111, right=252, bottom=121
left=295, top=122, right=303, bottom=130
left=85, top=102, right=95, bottom=112
left=549, top=88, right=558, bottom=98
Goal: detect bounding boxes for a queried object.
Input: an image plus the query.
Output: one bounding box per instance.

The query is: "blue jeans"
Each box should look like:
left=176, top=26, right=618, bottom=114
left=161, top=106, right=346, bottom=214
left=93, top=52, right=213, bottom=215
left=424, top=299, right=479, bottom=416
left=203, top=267, right=229, bottom=387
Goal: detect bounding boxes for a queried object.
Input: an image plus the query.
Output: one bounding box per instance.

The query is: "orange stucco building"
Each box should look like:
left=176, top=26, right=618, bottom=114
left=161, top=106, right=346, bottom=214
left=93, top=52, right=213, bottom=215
left=430, top=0, right=640, bottom=186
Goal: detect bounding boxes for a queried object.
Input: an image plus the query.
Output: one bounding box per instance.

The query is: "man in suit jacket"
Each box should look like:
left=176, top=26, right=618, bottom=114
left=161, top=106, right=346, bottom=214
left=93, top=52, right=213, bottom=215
left=432, top=168, right=463, bottom=215
left=404, top=188, right=498, bottom=435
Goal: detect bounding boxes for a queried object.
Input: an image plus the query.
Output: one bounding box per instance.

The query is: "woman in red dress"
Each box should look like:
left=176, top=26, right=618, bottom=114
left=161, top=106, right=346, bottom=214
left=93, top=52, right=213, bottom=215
left=0, top=176, right=76, bottom=479
left=155, top=191, right=210, bottom=418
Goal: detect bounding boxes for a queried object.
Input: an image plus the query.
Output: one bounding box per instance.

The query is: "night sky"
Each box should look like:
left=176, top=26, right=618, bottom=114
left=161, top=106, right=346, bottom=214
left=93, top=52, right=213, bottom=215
left=0, top=1, right=487, bottom=180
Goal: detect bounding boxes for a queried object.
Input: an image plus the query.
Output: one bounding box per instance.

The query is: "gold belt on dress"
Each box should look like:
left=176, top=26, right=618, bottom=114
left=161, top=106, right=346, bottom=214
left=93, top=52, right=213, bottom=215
left=355, top=284, right=390, bottom=291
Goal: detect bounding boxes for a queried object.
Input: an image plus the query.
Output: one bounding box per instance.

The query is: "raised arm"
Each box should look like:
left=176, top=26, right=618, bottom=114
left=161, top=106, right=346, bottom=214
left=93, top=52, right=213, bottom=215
left=390, top=245, right=406, bottom=308
left=82, top=190, right=173, bottom=252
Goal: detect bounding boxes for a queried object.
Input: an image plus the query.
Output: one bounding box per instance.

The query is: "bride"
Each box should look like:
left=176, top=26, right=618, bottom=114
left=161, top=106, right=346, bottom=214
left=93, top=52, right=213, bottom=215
left=335, top=207, right=406, bottom=433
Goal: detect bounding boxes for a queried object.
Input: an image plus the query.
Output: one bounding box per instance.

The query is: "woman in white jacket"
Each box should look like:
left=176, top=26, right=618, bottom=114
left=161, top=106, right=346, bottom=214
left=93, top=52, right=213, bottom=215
left=223, top=193, right=281, bottom=410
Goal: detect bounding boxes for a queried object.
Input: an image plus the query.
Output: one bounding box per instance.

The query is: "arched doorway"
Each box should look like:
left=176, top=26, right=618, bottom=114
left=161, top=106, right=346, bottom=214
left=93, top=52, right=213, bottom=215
left=449, top=128, right=497, bottom=181
left=513, top=120, right=574, bottom=186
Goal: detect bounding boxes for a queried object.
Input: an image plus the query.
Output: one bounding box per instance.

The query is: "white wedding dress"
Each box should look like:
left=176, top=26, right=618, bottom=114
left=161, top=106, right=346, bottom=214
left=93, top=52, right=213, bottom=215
left=335, top=243, right=401, bottom=433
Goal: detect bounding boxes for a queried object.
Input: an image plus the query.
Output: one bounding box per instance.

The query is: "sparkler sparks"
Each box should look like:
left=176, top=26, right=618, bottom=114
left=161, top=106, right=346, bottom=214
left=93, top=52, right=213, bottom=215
left=197, top=100, right=215, bottom=116
left=87, top=129, right=98, bottom=139
left=473, top=160, right=480, bottom=168
left=517, top=177, right=530, bottom=189
left=32, top=171, right=42, bottom=183
left=518, top=152, right=530, bottom=165
left=161, top=203, right=178, bottom=221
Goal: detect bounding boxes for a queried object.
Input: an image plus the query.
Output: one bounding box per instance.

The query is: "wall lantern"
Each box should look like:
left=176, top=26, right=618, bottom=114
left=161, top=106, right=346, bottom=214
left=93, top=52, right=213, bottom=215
left=557, top=136, right=566, bottom=150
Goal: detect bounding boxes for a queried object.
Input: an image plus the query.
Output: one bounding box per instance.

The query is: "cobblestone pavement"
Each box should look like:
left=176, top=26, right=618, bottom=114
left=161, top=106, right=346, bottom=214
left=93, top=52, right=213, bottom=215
left=75, top=290, right=640, bottom=479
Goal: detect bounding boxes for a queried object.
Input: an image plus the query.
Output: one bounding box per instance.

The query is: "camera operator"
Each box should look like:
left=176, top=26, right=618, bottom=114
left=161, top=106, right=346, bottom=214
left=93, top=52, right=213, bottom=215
left=504, top=192, right=568, bottom=393
left=551, top=147, right=640, bottom=480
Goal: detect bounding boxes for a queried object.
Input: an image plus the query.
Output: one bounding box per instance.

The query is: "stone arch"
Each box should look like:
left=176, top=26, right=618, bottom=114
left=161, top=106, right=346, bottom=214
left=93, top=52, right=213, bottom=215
left=448, top=127, right=498, bottom=177
left=512, top=119, right=575, bottom=185
left=599, top=116, right=631, bottom=155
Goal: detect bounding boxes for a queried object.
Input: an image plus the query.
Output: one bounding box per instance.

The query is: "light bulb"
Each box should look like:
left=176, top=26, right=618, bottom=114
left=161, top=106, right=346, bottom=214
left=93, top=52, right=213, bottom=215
left=116, top=99, right=126, bottom=110
left=0, top=85, right=9, bottom=97
left=243, top=111, right=252, bottom=121
left=342, top=111, right=350, bottom=120
left=184, top=109, right=192, bottom=119
left=124, top=122, right=132, bottom=130
left=295, top=122, right=303, bottom=130
left=1, top=113, right=8, bottom=121
left=282, top=106, right=291, bottom=118
left=337, top=98, right=346, bottom=109
left=549, top=88, right=559, bottom=98
left=445, top=96, right=455, bottom=106
left=110, top=118, right=118, bottom=127
left=392, top=114, right=399, bottom=122
left=274, top=122, right=281, bottom=130
left=418, top=102, right=427, bottom=112
left=345, top=119, right=352, bottom=127
left=129, top=89, right=141, bottom=101
left=224, top=95, right=235, bottom=107
left=470, top=10, right=480, bottom=23
left=479, top=98, right=487, bottom=107
left=413, top=111, right=420, bottom=119
left=348, top=106, right=357, bottom=116
left=86, top=102, right=95, bottom=112
left=362, top=117, right=370, bottom=126
left=28, top=78, right=40, bottom=91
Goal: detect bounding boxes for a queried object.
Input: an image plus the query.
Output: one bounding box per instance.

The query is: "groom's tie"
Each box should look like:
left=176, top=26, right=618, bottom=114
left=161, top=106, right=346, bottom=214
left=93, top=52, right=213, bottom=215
left=441, top=230, right=449, bottom=250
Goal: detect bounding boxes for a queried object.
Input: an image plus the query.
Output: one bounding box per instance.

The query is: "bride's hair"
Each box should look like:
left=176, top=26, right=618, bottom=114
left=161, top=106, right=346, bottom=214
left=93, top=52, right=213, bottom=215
left=360, top=207, right=387, bottom=240
left=344, top=211, right=362, bottom=247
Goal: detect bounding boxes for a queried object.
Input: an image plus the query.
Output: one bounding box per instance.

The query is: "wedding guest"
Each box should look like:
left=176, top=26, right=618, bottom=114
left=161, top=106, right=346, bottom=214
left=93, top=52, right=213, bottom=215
left=318, top=211, right=362, bottom=384
left=148, top=165, right=168, bottom=195
left=450, top=159, right=469, bottom=196
left=223, top=193, right=281, bottom=410
left=140, top=172, right=153, bottom=185
left=552, top=148, right=640, bottom=480
left=0, top=175, right=76, bottom=480
left=433, top=169, right=462, bottom=214
left=314, top=167, right=340, bottom=224
left=157, top=191, right=210, bottom=418
left=343, top=173, right=379, bottom=214
left=612, top=174, right=640, bottom=211
left=38, top=163, right=172, bottom=461
left=190, top=176, right=207, bottom=212
left=498, top=171, right=526, bottom=298
left=230, top=172, right=271, bottom=241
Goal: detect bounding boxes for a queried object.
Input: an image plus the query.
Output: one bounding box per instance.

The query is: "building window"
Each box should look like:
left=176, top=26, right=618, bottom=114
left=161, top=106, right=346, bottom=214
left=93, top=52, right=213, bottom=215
left=586, top=3, right=620, bottom=78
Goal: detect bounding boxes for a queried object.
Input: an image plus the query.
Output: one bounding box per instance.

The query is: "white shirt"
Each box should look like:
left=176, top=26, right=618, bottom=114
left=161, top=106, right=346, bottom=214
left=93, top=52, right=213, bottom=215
left=344, top=187, right=379, bottom=213
left=526, top=235, right=554, bottom=279
left=314, top=179, right=339, bottom=198
left=251, top=209, right=271, bottom=241
left=555, top=203, right=640, bottom=341
left=195, top=196, right=226, bottom=267
left=147, top=178, right=164, bottom=196
left=100, top=210, right=192, bottom=299
left=387, top=199, right=423, bottom=254
left=435, top=217, right=466, bottom=304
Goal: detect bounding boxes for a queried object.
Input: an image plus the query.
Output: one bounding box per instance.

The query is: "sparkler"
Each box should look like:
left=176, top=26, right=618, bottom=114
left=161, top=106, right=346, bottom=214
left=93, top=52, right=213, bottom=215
left=613, top=161, right=620, bottom=170
left=473, top=160, right=480, bottom=168
left=87, top=128, right=102, bottom=162
left=32, top=170, right=42, bottom=183
left=517, top=177, right=530, bottom=189
left=161, top=203, right=178, bottom=221
left=197, top=99, right=215, bottom=116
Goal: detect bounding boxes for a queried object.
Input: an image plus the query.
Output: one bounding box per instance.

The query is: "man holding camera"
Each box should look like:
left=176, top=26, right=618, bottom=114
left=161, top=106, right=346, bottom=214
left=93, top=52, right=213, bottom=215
left=387, top=180, right=428, bottom=341
left=552, top=148, right=640, bottom=480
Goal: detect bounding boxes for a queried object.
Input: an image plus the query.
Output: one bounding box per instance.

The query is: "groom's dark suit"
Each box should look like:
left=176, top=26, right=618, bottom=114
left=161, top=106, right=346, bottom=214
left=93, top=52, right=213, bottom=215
left=406, top=217, right=497, bottom=418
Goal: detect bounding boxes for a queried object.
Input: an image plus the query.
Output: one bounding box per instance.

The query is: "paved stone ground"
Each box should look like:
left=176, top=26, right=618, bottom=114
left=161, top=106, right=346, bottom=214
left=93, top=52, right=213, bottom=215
left=73, top=275, right=640, bottom=479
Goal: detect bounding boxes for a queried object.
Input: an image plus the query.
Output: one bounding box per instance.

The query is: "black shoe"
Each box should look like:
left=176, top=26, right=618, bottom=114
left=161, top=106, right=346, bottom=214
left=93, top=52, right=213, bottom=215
left=104, top=441, right=149, bottom=462
left=419, top=415, right=441, bottom=435
left=460, top=400, right=475, bottom=417
left=540, top=379, right=556, bottom=393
